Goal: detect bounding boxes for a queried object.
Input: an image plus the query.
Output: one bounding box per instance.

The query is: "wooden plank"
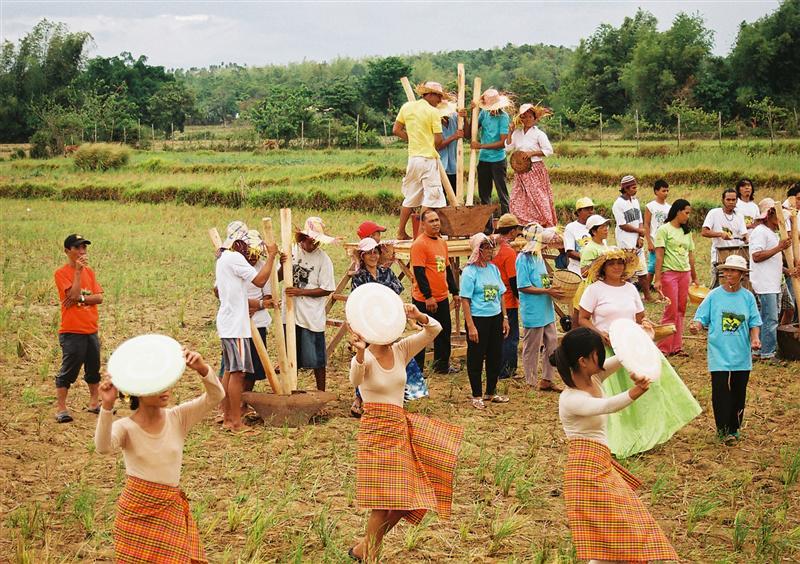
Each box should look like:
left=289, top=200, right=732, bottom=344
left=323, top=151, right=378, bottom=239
left=262, top=218, right=290, bottom=395
left=400, top=76, right=415, bottom=102
left=326, top=322, right=349, bottom=359
left=456, top=63, right=465, bottom=204
left=209, top=228, right=222, bottom=249
left=774, top=203, right=800, bottom=305
left=280, top=208, right=298, bottom=391
left=466, top=77, right=482, bottom=206
left=250, top=320, right=282, bottom=395
left=326, top=271, right=352, bottom=314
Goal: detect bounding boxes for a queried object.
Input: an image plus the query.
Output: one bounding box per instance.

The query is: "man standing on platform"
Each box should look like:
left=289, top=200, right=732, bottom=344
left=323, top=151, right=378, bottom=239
left=394, top=81, right=451, bottom=240
left=471, top=89, right=512, bottom=216
left=702, top=188, right=749, bottom=288
left=411, top=210, right=461, bottom=374
left=492, top=214, right=522, bottom=379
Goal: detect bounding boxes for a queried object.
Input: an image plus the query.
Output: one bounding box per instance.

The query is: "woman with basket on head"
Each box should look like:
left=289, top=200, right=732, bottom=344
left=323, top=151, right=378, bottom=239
left=578, top=248, right=701, bottom=458
left=348, top=305, right=463, bottom=562
left=504, top=104, right=557, bottom=227
left=551, top=327, right=679, bottom=563
left=653, top=199, right=699, bottom=357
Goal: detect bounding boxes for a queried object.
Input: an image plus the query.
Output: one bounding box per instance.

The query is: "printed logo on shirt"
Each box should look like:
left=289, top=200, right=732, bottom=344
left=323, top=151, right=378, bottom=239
left=483, top=284, right=500, bottom=302
left=435, top=255, right=446, bottom=272
left=654, top=210, right=667, bottom=226
left=293, top=263, right=314, bottom=288
left=721, top=227, right=733, bottom=238
left=540, top=274, right=552, bottom=289
left=576, top=235, right=590, bottom=251
left=623, top=208, right=641, bottom=224
left=721, top=311, right=744, bottom=333
left=744, top=216, right=754, bottom=228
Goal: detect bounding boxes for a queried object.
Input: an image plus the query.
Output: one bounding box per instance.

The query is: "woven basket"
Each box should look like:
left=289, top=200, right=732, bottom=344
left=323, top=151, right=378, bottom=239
left=688, top=284, right=709, bottom=305
left=652, top=323, right=676, bottom=343
left=510, top=151, right=532, bottom=174
left=550, top=269, right=582, bottom=303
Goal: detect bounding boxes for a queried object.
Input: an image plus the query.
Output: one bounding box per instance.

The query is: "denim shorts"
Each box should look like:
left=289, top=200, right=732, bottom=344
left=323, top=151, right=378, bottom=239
left=295, top=326, right=326, bottom=369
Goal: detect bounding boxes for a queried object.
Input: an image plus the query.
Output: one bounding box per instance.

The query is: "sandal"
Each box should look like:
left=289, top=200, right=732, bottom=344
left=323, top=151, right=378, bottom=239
left=471, top=397, right=486, bottom=410
left=348, top=547, right=363, bottom=562
left=484, top=395, right=510, bottom=404
left=55, top=411, right=73, bottom=423
left=536, top=381, right=562, bottom=393
left=86, top=406, right=101, bottom=414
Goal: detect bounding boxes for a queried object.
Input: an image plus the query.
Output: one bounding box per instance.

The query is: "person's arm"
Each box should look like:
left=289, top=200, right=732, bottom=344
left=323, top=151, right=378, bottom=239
left=578, top=306, right=610, bottom=345
left=536, top=129, right=554, bottom=157
left=563, top=227, right=579, bottom=261
left=752, top=238, right=791, bottom=263
left=433, top=132, right=445, bottom=151
left=286, top=287, right=333, bottom=298
left=413, top=266, right=433, bottom=299
left=560, top=387, right=637, bottom=417
left=349, top=354, right=367, bottom=388
left=462, top=297, right=478, bottom=343
left=174, top=351, right=225, bottom=433
left=397, top=311, right=442, bottom=361
left=473, top=134, right=508, bottom=151
left=508, top=276, right=518, bottom=299
left=653, top=247, right=665, bottom=293
left=446, top=265, right=459, bottom=297
left=501, top=299, right=510, bottom=337
left=643, top=207, right=654, bottom=251
left=392, top=120, right=408, bottom=141
left=251, top=247, right=279, bottom=288
left=689, top=250, right=698, bottom=285
left=598, top=355, right=623, bottom=379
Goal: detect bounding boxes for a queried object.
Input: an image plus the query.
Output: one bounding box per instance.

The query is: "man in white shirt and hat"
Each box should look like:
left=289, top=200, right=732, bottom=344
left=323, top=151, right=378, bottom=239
left=394, top=81, right=452, bottom=240
left=563, top=197, right=595, bottom=276
left=702, top=188, right=748, bottom=288
left=282, top=216, right=337, bottom=391
left=612, top=175, right=654, bottom=302
left=215, top=221, right=278, bottom=431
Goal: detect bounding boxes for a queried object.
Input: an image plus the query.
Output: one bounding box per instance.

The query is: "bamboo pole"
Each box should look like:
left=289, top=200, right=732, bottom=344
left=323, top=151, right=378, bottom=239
left=262, top=217, right=290, bottom=395
left=466, top=77, right=482, bottom=206
left=791, top=199, right=800, bottom=269
left=209, top=228, right=222, bottom=249
left=250, top=320, right=282, bottom=394
left=774, top=203, right=800, bottom=302
left=456, top=63, right=466, bottom=204
left=280, top=208, right=298, bottom=391
left=399, top=76, right=459, bottom=207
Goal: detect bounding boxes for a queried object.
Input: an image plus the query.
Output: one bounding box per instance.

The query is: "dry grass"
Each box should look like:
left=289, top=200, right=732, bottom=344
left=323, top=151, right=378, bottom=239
left=1, top=199, right=800, bottom=563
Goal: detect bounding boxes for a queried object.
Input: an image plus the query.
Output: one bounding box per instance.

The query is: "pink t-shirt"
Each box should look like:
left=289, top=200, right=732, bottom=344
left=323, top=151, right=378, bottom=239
left=579, top=281, right=644, bottom=333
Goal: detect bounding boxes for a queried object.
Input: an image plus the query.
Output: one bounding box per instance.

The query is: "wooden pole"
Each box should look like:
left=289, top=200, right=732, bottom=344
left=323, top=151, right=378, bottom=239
left=599, top=113, right=603, bottom=147
left=301, top=121, right=305, bottom=149
left=677, top=113, right=681, bottom=149
left=355, top=114, right=360, bottom=150
left=399, top=76, right=458, bottom=207
left=791, top=200, right=800, bottom=270
left=262, top=217, right=290, bottom=395
left=249, top=319, right=282, bottom=395
left=208, top=228, right=222, bottom=249
left=280, top=208, right=298, bottom=391
left=718, top=111, right=722, bottom=148
left=635, top=109, right=640, bottom=151
left=774, top=203, right=800, bottom=302
left=456, top=63, right=466, bottom=204
left=466, top=77, right=482, bottom=206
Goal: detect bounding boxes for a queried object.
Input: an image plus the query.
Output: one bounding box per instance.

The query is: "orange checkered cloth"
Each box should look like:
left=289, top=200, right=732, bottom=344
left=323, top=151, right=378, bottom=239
left=356, top=402, right=463, bottom=524
left=113, top=476, right=206, bottom=563
left=564, top=438, right=678, bottom=562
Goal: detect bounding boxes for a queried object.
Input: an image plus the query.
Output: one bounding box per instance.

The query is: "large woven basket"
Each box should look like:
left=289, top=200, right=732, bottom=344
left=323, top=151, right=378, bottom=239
left=510, top=151, right=532, bottom=174
left=550, top=269, right=582, bottom=303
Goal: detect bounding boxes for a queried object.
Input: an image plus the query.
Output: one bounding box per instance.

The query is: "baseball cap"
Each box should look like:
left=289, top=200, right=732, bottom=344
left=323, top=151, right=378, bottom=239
left=758, top=198, right=776, bottom=219
left=575, top=197, right=595, bottom=211
left=357, top=221, right=387, bottom=240
left=585, top=215, right=610, bottom=232
left=64, top=234, right=91, bottom=248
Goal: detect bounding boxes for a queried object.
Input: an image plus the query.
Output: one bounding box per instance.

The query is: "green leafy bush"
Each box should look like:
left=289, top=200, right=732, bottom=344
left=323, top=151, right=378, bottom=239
left=73, top=143, right=131, bottom=171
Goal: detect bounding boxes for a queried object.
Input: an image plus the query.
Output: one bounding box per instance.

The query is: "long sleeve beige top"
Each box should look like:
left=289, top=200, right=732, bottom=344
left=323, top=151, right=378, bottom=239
left=558, top=357, right=634, bottom=446
left=94, top=369, right=225, bottom=486
left=349, top=317, right=442, bottom=407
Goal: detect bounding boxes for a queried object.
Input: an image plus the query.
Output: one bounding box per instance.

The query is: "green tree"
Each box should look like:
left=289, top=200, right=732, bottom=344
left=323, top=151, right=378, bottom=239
left=147, top=82, right=195, bottom=135
left=361, top=56, right=412, bottom=112
left=247, top=84, right=315, bottom=142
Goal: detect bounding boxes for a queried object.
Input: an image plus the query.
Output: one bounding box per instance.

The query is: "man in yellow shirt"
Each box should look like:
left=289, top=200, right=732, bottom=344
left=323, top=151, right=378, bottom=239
left=393, top=81, right=458, bottom=239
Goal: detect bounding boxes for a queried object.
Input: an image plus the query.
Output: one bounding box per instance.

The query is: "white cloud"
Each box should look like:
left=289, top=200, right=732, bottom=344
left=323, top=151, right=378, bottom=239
left=173, top=14, right=210, bottom=23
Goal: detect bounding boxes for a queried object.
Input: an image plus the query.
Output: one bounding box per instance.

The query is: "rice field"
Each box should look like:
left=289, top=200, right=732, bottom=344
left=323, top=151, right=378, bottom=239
left=1, top=194, right=800, bottom=563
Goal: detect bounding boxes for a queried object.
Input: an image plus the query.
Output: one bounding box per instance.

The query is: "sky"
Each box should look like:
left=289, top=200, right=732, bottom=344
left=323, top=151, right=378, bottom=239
left=0, top=1, right=782, bottom=69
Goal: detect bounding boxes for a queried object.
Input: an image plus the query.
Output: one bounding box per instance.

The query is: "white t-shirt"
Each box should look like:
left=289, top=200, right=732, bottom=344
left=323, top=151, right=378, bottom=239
left=215, top=250, right=258, bottom=338
left=702, top=208, right=748, bottom=262
left=248, top=260, right=272, bottom=329
left=504, top=126, right=553, bottom=163
left=612, top=196, right=643, bottom=249
left=735, top=199, right=760, bottom=232
left=563, top=220, right=591, bottom=275
left=579, top=281, right=644, bottom=334
left=749, top=224, right=783, bottom=294
left=283, top=244, right=336, bottom=332
left=646, top=200, right=671, bottom=241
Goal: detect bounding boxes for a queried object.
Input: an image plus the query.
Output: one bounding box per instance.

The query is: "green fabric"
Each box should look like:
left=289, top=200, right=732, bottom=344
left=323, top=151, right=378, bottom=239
left=602, top=346, right=702, bottom=458
left=579, top=240, right=606, bottom=269
left=654, top=223, right=694, bottom=272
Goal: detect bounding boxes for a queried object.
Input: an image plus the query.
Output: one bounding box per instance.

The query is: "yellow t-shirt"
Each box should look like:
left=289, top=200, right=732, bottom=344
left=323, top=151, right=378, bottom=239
left=396, top=99, right=442, bottom=159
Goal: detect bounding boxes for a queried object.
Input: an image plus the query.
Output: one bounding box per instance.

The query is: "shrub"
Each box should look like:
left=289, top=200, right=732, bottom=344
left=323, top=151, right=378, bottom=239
left=10, top=148, right=26, bottom=160
left=73, top=143, right=131, bottom=171
left=636, top=144, right=671, bottom=157
left=29, top=130, right=56, bottom=159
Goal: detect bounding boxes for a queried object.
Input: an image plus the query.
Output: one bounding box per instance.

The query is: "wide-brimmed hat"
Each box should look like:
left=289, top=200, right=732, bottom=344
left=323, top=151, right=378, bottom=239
left=520, top=222, right=561, bottom=255
left=246, top=229, right=267, bottom=258
left=479, top=88, right=512, bottom=111
left=518, top=103, right=553, bottom=120
left=297, top=216, right=336, bottom=245
left=585, top=247, right=639, bottom=282
left=585, top=214, right=610, bottom=233
left=758, top=197, right=777, bottom=219
left=719, top=255, right=749, bottom=272
left=467, top=232, right=494, bottom=265
left=575, top=197, right=595, bottom=211
left=416, top=81, right=451, bottom=99
left=436, top=100, right=458, bottom=118
left=496, top=213, right=522, bottom=230
left=357, top=237, right=380, bottom=253
left=222, top=220, right=249, bottom=249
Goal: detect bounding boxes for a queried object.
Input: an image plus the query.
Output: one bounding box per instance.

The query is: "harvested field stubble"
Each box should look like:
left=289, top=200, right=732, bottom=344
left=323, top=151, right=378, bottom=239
left=1, top=199, right=799, bottom=562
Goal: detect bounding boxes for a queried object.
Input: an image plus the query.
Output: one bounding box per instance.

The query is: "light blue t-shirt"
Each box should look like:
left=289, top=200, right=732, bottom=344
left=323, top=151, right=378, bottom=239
left=516, top=253, right=556, bottom=328
left=438, top=113, right=458, bottom=174
left=460, top=263, right=506, bottom=318
left=478, top=110, right=510, bottom=163
left=693, top=287, right=762, bottom=372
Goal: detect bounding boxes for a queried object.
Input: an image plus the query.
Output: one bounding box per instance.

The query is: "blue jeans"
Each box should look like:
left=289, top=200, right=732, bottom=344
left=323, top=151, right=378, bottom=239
left=500, top=308, right=519, bottom=379
left=757, top=293, right=779, bottom=358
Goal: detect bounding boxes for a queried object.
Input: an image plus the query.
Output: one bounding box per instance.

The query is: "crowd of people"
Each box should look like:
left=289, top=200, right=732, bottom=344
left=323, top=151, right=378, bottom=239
left=48, top=80, right=800, bottom=562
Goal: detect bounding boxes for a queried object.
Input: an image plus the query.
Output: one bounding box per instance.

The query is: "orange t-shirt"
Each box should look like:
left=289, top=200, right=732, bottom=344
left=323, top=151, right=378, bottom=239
left=411, top=234, right=450, bottom=302
left=492, top=240, right=519, bottom=309
left=55, top=264, right=103, bottom=334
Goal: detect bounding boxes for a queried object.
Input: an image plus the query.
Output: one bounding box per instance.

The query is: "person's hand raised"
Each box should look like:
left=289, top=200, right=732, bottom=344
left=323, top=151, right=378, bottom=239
left=99, top=376, right=118, bottom=410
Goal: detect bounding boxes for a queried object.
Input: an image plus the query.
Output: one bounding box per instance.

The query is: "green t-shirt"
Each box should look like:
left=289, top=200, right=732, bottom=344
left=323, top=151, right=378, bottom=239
left=579, top=240, right=607, bottom=270
left=654, top=223, right=694, bottom=272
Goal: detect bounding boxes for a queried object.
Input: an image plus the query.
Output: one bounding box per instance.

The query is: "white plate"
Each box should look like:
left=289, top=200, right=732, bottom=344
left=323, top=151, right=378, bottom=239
left=608, top=319, right=662, bottom=381
left=345, top=283, right=406, bottom=345
left=108, top=334, right=185, bottom=396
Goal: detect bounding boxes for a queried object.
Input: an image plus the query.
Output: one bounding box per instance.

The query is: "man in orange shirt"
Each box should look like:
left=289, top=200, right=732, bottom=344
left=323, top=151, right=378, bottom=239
left=492, top=214, right=522, bottom=379
left=54, top=234, right=104, bottom=423
left=411, top=210, right=460, bottom=373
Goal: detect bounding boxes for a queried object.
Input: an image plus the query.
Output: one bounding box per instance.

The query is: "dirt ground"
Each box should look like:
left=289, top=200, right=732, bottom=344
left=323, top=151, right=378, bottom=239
left=1, top=199, right=799, bottom=563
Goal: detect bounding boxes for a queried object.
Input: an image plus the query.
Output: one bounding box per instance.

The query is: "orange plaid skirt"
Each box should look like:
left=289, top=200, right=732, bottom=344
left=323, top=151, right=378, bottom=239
left=113, top=476, right=206, bottom=563
left=357, top=403, right=463, bottom=524
left=564, top=438, right=678, bottom=562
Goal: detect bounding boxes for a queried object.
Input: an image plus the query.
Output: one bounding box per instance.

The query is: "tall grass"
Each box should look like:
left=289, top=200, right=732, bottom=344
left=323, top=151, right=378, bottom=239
left=73, top=143, right=131, bottom=171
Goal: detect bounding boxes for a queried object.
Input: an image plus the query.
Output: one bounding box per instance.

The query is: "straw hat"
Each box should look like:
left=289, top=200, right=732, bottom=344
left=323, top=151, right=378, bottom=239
left=585, top=247, right=639, bottom=282
left=520, top=222, right=561, bottom=255
left=479, top=88, right=512, bottom=111
left=758, top=197, right=777, bottom=219
left=416, top=81, right=452, bottom=99
left=496, top=213, right=522, bottom=230
left=467, top=232, right=494, bottom=265
left=297, top=216, right=337, bottom=245
left=519, top=103, right=553, bottom=120
left=436, top=100, right=458, bottom=118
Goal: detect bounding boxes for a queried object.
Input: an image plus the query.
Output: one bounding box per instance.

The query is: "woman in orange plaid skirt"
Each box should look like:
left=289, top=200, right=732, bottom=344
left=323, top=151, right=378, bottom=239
left=551, top=328, right=678, bottom=563
left=95, top=348, right=224, bottom=563
left=347, top=305, right=463, bottom=562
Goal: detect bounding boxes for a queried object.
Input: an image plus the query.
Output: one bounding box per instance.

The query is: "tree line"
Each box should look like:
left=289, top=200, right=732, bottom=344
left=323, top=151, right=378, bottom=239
left=1, top=1, right=798, bottom=154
